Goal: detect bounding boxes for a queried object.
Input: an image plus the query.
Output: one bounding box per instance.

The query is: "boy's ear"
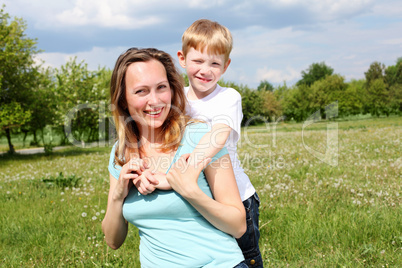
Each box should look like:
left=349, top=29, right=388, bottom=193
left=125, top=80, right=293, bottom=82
left=177, top=50, right=186, bottom=68
left=223, top=58, right=231, bottom=73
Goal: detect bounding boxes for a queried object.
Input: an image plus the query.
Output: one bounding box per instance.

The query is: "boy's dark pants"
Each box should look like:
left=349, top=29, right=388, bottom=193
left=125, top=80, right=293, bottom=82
left=236, top=192, right=263, bottom=268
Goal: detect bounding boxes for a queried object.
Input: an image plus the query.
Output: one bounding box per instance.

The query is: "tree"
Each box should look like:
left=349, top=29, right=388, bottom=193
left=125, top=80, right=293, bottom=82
left=388, top=84, right=402, bottom=114
left=341, top=79, right=365, bottom=116
left=53, top=58, right=110, bottom=145
left=0, top=102, right=31, bottom=153
left=365, top=79, right=389, bottom=116
left=24, top=67, right=57, bottom=147
left=0, top=5, right=40, bottom=153
left=257, top=80, right=274, bottom=92
left=309, top=74, right=347, bottom=118
left=241, top=88, right=266, bottom=126
left=259, top=90, right=281, bottom=121
left=364, top=61, right=385, bottom=87
left=280, top=84, right=311, bottom=122
left=296, top=62, right=334, bottom=87
left=384, top=58, right=402, bottom=86
left=384, top=58, right=402, bottom=114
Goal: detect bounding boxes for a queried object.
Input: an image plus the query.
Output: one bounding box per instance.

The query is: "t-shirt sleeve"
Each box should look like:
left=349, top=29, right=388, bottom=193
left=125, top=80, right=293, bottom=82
left=210, top=89, right=242, bottom=143
left=108, top=143, right=122, bottom=180
left=185, top=123, right=228, bottom=164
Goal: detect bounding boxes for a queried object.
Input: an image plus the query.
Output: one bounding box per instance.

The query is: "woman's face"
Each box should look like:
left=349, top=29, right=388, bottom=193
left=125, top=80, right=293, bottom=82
left=124, top=59, right=172, bottom=136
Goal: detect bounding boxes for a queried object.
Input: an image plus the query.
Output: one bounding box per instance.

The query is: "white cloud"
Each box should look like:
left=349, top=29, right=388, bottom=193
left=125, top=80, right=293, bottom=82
left=34, top=46, right=128, bottom=70
left=256, top=67, right=300, bottom=84
left=371, top=0, right=402, bottom=16
left=187, top=0, right=229, bottom=8
left=55, top=0, right=162, bottom=29
left=380, top=38, right=402, bottom=45
left=269, top=0, right=375, bottom=21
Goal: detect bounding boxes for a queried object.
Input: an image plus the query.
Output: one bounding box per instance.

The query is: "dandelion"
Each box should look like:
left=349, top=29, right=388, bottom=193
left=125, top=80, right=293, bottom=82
left=96, top=212, right=100, bottom=216
left=380, top=250, right=385, bottom=255
left=101, top=210, right=105, bottom=214
left=61, top=192, right=64, bottom=195
left=81, top=212, right=87, bottom=217
left=92, top=216, right=97, bottom=221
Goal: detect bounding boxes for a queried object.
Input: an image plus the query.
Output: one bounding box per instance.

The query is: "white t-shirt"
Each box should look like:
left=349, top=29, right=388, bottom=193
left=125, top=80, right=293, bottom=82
left=185, top=85, right=256, bottom=201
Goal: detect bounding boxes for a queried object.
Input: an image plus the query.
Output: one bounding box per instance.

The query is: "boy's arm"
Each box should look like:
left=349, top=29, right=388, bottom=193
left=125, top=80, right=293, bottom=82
left=189, top=123, right=231, bottom=164
left=153, top=123, right=231, bottom=191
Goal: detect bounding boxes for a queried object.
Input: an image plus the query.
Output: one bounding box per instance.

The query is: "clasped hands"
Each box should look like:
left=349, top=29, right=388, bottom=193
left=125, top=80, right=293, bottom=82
left=122, top=153, right=211, bottom=196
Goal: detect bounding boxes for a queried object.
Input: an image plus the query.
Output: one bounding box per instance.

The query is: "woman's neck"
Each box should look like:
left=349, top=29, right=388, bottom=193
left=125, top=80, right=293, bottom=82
left=139, top=126, right=162, bottom=143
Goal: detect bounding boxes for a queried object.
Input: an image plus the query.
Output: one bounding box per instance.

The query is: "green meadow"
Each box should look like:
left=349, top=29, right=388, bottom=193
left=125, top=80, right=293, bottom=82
left=0, top=117, right=401, bottom=267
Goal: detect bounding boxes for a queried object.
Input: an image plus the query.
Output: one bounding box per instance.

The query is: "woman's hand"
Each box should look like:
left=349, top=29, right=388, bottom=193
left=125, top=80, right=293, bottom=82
left=133, top=170, right=165, bottom=195
left=166, top=154, right=211, bottom=198
left=113, top=158, right=150, bottom=200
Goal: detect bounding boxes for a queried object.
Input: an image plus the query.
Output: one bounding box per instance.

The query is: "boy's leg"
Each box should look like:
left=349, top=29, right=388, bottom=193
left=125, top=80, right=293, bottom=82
left=236, top=192, right=263, bottom=267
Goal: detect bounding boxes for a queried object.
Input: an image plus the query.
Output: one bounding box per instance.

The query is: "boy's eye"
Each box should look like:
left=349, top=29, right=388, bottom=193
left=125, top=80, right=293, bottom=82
left=158, top=85, right=167, bottom=90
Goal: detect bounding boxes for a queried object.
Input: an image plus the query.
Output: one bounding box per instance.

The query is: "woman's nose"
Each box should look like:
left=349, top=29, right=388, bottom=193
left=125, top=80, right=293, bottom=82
left=148, top=91, right=159, bottom=104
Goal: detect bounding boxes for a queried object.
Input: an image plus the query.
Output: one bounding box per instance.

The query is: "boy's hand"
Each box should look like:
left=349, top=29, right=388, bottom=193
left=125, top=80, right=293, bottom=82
left=133, top=170, right=159, bottom=195
left=153, top=172, right=172, bottom=190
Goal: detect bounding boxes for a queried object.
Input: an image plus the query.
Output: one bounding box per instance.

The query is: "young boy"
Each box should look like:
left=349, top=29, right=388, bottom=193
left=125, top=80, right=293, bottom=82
left=177, top=19, right=263, bottom=268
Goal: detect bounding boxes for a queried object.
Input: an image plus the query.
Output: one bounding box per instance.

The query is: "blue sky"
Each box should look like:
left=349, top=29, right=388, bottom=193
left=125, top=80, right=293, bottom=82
left=2, top=0, right=402, bottom=88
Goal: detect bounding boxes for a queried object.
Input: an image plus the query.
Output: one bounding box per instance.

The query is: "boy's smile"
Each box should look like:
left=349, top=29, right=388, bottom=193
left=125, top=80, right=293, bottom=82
left=178, top=47, right=230, bottom=100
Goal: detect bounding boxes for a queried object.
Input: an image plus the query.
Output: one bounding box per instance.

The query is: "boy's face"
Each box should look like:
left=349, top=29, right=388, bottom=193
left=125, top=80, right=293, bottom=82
left=178, top=47, right=230, bottom=99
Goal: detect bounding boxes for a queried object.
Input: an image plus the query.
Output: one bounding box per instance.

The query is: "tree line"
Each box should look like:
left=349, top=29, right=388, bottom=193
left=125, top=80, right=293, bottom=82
left=227, top=60, right=402, bottom=126
left=1, top=6, right=401, bottom=153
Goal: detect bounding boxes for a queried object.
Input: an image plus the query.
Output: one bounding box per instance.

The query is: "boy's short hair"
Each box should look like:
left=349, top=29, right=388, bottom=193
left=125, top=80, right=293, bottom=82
left=181, top=19, right=233, bottom=63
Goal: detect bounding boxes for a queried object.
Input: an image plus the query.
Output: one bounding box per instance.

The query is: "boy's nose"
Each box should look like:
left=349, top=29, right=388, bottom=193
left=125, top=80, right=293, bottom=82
left=200, top=64, right=210, bottom=74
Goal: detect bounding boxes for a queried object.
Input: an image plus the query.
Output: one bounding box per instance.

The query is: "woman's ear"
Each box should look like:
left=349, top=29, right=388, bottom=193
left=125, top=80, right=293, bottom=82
left=177, top=50, right=186, bottom=68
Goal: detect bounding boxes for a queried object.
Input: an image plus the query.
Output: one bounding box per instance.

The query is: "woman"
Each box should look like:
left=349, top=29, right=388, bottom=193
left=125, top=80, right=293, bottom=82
left=102, top=47, right=247, bottom=267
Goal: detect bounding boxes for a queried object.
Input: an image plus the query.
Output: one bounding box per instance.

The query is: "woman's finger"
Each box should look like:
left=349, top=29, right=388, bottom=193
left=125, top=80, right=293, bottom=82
left=142, top=170, right=159, bottom=185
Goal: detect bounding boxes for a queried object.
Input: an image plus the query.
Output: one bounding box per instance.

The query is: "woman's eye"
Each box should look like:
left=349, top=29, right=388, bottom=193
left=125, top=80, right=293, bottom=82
left=158, top=84, right=168, bottom=90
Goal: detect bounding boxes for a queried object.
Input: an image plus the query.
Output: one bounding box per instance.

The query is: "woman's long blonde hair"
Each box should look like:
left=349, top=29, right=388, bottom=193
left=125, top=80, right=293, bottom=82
left=110, top=48, right=190, bottom=166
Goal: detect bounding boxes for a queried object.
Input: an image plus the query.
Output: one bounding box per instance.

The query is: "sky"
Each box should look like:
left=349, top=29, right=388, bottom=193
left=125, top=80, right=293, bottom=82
left=2, top=0, right=402, bottom=88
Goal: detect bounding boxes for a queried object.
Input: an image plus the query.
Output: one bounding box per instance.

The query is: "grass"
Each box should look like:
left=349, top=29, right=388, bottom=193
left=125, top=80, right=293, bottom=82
left=0, top=117, right=401, bottom=267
